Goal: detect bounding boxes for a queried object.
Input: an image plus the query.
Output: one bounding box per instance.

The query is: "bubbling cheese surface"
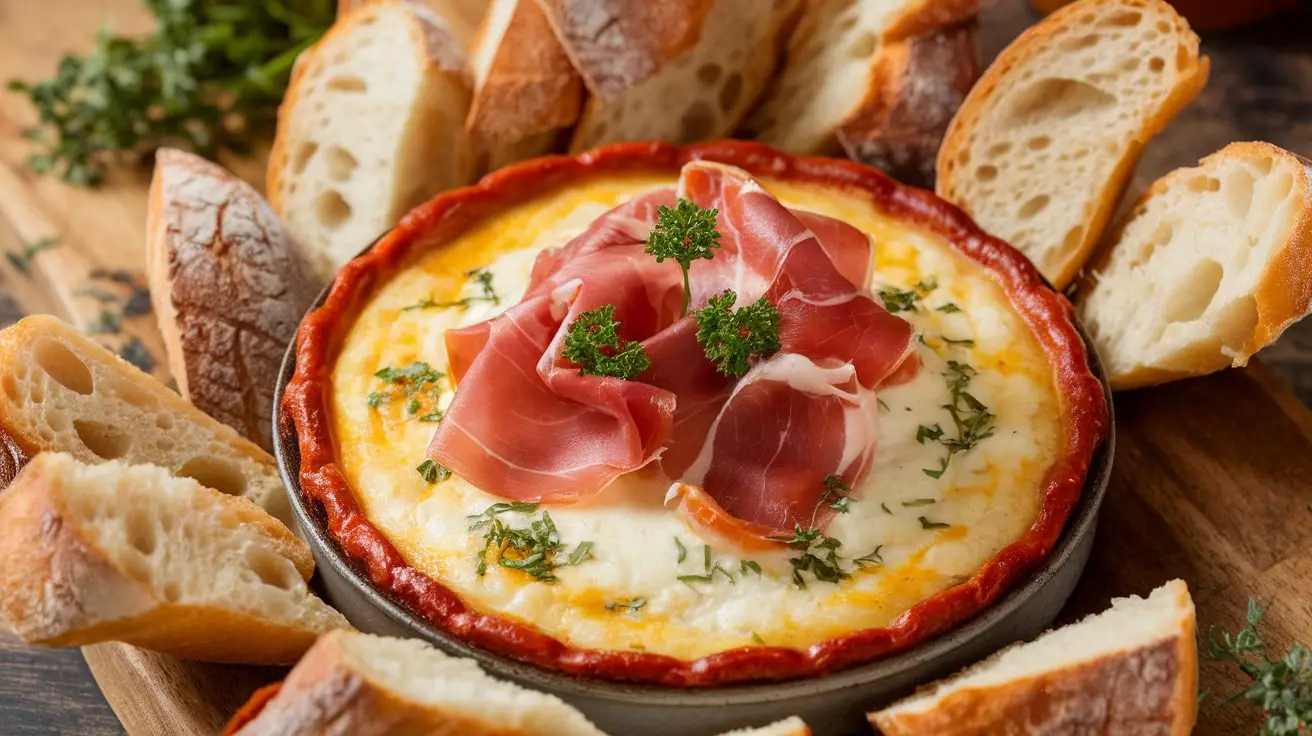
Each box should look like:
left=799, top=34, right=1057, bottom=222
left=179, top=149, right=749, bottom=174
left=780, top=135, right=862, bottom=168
left=331, top=176, right=1063, bottom=660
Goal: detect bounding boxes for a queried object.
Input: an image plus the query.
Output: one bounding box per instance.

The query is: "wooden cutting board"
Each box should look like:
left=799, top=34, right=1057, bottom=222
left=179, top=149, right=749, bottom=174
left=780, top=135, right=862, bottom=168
left=1, top=1, right=1310, bottom=735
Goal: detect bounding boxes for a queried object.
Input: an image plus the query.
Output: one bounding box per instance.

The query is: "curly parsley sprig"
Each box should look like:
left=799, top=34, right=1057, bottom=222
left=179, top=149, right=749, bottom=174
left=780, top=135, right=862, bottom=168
left=1207, top=599, right=1312, bottom=735
left=562, top=305, right=651, bottom=379
left=693, top=289, right=781, bottom=377
left=645, top=199, right=722, bottom=317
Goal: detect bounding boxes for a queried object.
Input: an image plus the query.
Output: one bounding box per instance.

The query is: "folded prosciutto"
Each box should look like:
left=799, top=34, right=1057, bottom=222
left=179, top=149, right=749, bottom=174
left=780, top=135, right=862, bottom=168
left=429, top=162, right=918, bottom=538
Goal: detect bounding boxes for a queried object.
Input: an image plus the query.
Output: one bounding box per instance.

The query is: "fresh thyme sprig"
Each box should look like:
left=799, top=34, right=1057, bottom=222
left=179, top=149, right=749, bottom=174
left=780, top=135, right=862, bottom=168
left=468, top=502, right=594, bottom=583
left=1207, top=599, right=1312, bottom=735
left=8, top=0, right=334, bottom=186
left=922, top=360, right=996, bottom=479
left=693, top=289, right=781, bottom=377
left=403, top=268, right=500, bottom=312
left=562, top=305, right=651, bottom=379
left=645, top=198, right=722, bottom=317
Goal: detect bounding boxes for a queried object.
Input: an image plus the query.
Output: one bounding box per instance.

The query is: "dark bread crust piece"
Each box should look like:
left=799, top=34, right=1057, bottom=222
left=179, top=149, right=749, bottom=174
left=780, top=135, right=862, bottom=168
left=838, top=21, right=981, bottom=189
left=147, top=149, right=321, bottom=452
left=0, top=425, right=27, bottom=489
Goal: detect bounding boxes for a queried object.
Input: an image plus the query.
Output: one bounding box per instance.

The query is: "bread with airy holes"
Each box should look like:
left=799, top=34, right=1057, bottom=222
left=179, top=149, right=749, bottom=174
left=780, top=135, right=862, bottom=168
left=560, top=0, right=800, bottom=151
left=226, top=630, right=607, bottom=735
left=0, top=315, right=289, bottom=524
left=1077, top=142, right=1312, bottom=390
left=870, top=580, right=1197, bottom=736
left=936, top=0, right=1208, bottom=289
left=337, top=0, right=487, bottom=48
left=0, top=453, right=349, bottom=665
left=742, top=0, right=979, bottom=163
left=465, top=0, right=582, bottom=172
left=716, top=716, right=811, bottom=735
left=268, top=0, right=474, bottom=280
left=147, top=148, right=321, bottom=453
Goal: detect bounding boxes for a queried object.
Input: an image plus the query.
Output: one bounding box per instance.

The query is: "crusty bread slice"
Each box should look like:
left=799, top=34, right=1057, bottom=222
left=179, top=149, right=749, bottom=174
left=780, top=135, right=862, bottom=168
left=0, top=453, right=349, bottom=665
left=870, top=580, right=1197, bottom=736
left=148, top=148, right=321, bottom=453
left=465, top=0, right=582, bottom=172
left=742, top=0, right=978, bottom=159
left=0, top=315, right=290, bottom=525
left=716, top=717, right=812, bottom=735
left=1077, top=142, right=1312, bottom=390
left=935, top=0, right=1208, bottom=289
left=537, top=0, right=713, bottom=99
left=337, top=0, right=486, bottom=49
left=835, top=18, right=980, bottom=188
left=228, top=630, right=607, bottom=735
left=564, top=0, right=800, bottom=151
left=268, top=0, right=474, bottom=280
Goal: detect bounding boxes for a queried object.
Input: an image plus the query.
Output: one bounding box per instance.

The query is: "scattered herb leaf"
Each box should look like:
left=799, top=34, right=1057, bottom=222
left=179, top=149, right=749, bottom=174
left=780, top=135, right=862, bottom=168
left=751, top=631, right=765, bottom=644
left=5, top=236, right=59, bottom=273
left=605, top=598, right=647, bottom=612
left=936, top=303, right=961, bottom=314
left=919, top=516, right=951, bottom=530
left=416, top=460, right=451, bottom=484
left=117, top=336, right=155, bottom=373
left=879, top=287, right=921, bottom=313
left=901, top=498, right=937, bottom=507
left=853, top=545, right=884, bottom=568
left=675, top=536, right=687, bottom=564
left=469, top=505, right=592, bottom=583
left=404, top=268, right=500, bottom=311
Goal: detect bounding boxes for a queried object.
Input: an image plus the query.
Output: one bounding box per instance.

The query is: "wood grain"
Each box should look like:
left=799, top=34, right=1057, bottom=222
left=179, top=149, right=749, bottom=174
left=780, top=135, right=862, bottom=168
left=0, top=1, right=1311, bottom=735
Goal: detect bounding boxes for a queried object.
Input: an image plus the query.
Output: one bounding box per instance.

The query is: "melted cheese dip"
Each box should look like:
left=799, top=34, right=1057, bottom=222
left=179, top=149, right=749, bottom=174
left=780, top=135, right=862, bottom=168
left=331, top=176, right=1063, bottom=660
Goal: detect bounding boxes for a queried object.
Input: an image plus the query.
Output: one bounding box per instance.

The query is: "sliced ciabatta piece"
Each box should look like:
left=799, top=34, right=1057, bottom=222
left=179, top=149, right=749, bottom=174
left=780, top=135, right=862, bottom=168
left=227, top=630, right=607, bottom=736
left=147, top=148, right=321, bottom=453
left=716, top=717, right=811, bottom=735
left=268, top=0, right=474, bottom=279
left=870, top=579, right=1197, bottom=736
left=0, top=453, right=349, bottom=665
left=936, top=0, right=1209, bottom=289
left=563, top=0, right=800, bottom=151
left=836, top=19, right=981, bottom=188
left=1077, top=142, right=1312, bottom=390
left=742, top=0, right=979, bottom=159
left=0, top=315, right=290, bottom=524
left=537, top=0, right=712, bottom=99
left=465, top=0, right=582, bottom=172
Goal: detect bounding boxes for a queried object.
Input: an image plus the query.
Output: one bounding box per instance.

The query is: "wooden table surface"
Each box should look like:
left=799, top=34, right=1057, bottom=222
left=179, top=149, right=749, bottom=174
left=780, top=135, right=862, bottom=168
left=1, top=1, right=1311, bottom=734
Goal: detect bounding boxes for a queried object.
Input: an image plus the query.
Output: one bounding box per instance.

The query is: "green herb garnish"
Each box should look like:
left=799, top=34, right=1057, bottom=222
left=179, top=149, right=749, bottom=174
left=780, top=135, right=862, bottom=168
left=853, top=545, right=884, bottom=568
left=916, top=424, right=944, bottom=445
left=675, top=536, right=688, bottom=563
left=9, top=1, right=333, bottom=186
left=88, top=309, right=122, bottom=335
left=751, top=632, right=765, bottom=644
left=118, top=336, right=155, bottom=374
left=922, top=360, right=996, bottom=478
left=562, top=305, right=651, bottom=379
left=693, top=289, right=781, bottom=377
left=901, top=498, right=937, bottom=507
left=5, top=236, right=59, bottom=273
left=404, top=268, right=499, bottom=311
left=820, top=474, right=853, bottom=514
left=645, top=198, right=722, bottom=317
left=416, top=460, right=451, bottom=484
left=937, top=303, right=961, bottom=314
left=918, top=516, right=950, bottom=530
left=771, top=524, right=848, bottom=589
left=469, top=504, right=592, bottom=583
left=879, top=287, right=921, bottom=313
left=368, top=361, right=444, bottom=417
left=605, top=598, right=647, bottom=612
left=1207, top=599, right=1312, bottom=735
left=740, top=560, right=762, bottom=576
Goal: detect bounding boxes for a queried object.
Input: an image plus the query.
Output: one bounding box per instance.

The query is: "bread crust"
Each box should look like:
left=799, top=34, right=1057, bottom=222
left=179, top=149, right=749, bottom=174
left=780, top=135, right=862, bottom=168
left=1077, top=142, right=1312, bottom=389
left=536, top=0, right=714, bottom=99
left=935, top=0, right=1209, bottom=289
left=465, top=0, right=582, bottom=160
left=870, top=582, right=1198, bottom=736
left=0, top=425, right=26, bottom=489
left=0, top=455, right=331, bottom=665
left=148, top=149, right=321, bottom=453
left=838, top=20, right=981, bottom=189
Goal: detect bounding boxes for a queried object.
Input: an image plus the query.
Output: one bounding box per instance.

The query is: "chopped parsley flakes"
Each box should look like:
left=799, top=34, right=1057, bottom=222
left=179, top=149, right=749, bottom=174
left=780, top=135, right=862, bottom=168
left=468, top=502, right=594, bottom=583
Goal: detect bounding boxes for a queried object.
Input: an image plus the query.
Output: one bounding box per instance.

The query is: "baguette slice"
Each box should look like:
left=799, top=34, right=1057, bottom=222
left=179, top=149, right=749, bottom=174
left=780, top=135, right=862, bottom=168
left=742, top=0, right=979, bottom=158
left=0, top=453, right=349, bottom=665
left=268, top=0, right=475, bottom=280
left=716, top=717, right=811, bottom=735
left=0, top=315, right=290, bottom=525
left=0, top=424, right=25, bottom=488
left=148, top=148, right=322, bottom=453
left=337, top=0, right=486, bottom=49
left=1077, top=142, right=1312, bottom=390
left=465, top=0, right=582, bottom=172
left=870, top=580, right=1197, bottom=736
left=835, top=20, right=981, bottom=188
left=564, top=0, right=800, bottom=151
left=936, top=0, right=1209, bottom=289
left=227, top=630, right=607, bottom=736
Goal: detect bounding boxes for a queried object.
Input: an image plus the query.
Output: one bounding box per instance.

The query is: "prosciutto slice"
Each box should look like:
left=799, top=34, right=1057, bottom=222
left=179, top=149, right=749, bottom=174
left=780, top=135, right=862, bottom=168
left=428, top=161, right=918, bottom=536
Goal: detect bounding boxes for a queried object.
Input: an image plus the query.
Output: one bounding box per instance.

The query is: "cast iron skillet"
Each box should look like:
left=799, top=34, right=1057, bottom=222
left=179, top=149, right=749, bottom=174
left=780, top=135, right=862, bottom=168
left=272, top=264, right=1114, bottom=736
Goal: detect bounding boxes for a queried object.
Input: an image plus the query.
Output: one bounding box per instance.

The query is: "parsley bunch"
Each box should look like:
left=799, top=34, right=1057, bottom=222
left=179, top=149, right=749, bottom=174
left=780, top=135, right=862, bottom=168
left=1208, top=599, right=1312, bottom=735
left=562, top=305, right=651, bottom=379
left=9, top=0, right=334, bottom=185
left=645, top=199, right=722, bottom=317
left=693, top=289, right=781, bottom=377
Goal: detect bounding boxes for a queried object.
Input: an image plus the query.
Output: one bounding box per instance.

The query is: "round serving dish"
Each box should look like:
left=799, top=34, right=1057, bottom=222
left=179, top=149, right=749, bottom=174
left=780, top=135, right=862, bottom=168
left=274, top=141, right=1114, bottom=736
